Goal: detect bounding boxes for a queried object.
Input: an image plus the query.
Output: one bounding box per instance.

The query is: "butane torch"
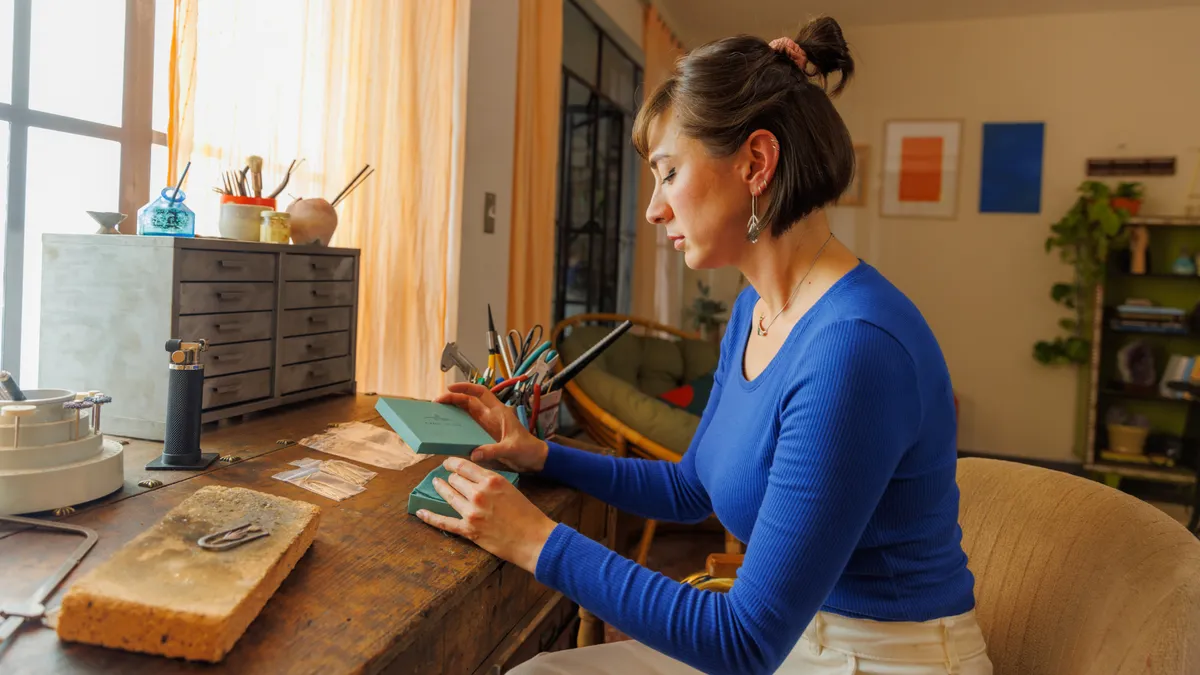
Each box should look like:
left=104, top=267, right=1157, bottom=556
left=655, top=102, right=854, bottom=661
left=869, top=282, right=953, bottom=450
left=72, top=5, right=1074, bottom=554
left=145, top=338, right=219, bottom=470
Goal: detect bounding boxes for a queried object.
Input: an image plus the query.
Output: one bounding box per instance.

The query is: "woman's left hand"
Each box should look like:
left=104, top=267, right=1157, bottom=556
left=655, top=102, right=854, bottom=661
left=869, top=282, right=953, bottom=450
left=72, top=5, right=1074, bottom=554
left=417, top=457, right=557, bottom=573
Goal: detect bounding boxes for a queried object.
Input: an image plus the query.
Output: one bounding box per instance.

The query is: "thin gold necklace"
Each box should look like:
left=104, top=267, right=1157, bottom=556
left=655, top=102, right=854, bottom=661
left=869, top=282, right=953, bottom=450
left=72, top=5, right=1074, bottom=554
left=757, top=232, right=834, bottom=337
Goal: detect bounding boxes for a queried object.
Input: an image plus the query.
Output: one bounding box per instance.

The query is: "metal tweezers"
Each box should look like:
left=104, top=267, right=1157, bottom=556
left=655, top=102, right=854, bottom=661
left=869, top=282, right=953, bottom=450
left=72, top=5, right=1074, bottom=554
left=0, top=515, right=99, bottom=644
left=197, top=522, right=269, bottom=551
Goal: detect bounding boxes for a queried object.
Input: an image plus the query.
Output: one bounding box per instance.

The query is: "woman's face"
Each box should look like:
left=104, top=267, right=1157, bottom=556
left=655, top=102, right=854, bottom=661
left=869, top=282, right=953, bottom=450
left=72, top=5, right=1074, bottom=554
left=644, top=112, right=755, bottom=270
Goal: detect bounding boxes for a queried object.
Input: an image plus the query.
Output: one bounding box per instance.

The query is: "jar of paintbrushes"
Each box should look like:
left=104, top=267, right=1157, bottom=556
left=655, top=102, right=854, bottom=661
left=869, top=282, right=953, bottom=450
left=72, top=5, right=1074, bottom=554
left=218, top=195, right=276, bottom=241
left=214, top=154, right=300, bottom=241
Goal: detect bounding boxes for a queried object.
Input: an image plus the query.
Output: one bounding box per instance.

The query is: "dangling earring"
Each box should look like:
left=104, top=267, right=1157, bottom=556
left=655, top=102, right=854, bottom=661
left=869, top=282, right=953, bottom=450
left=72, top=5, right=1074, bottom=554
left=746, top=190, right=764, bottom=243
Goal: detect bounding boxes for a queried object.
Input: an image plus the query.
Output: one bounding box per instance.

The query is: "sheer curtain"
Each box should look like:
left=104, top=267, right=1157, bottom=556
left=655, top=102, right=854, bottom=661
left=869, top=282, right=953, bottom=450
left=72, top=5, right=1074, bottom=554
left=631, top=4, right=684, bottom=326
left=507, top=0, right=562, bottom=334
left=166, top=0, right=468, bottom=399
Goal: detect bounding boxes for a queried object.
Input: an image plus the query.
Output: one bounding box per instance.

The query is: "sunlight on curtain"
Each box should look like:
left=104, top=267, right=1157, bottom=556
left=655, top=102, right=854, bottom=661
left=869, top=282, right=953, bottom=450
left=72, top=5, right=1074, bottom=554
left=166, top=0, right=467, bottom=399
left=507, top=0, right=562, bottom=335
left=631, top=4, right=684, bottom=327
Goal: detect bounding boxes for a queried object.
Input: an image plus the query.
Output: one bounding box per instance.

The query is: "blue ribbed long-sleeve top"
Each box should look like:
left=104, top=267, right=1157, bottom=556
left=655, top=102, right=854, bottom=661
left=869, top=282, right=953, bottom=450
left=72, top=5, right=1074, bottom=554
left=533, top=262, right=976, bottom=675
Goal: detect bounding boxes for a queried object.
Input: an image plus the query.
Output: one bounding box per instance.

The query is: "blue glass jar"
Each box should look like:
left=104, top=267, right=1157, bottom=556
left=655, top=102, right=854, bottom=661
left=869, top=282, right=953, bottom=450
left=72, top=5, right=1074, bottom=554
left=137, top=188, right=196, bottom=237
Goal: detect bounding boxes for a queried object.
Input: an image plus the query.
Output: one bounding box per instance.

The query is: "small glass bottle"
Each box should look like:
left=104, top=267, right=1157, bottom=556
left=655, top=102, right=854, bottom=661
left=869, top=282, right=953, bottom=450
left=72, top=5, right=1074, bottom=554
left=137, top=188, right=196, bottom=237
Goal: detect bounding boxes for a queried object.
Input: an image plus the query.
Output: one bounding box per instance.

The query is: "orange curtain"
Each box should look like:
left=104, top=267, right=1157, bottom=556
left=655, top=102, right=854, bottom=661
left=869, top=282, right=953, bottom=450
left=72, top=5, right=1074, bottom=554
left=631, top=4, right=685, bottom=326
left=507, top=0, right=563, bottom=334
left=165, top=0, right=468, bottom=399
left=165, top=0, right=196, bottom=186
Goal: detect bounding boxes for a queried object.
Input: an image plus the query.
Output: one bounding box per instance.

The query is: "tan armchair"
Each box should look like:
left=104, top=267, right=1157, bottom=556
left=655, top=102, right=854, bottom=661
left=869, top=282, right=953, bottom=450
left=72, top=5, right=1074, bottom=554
left=685, top=457, right=1200, bottom=674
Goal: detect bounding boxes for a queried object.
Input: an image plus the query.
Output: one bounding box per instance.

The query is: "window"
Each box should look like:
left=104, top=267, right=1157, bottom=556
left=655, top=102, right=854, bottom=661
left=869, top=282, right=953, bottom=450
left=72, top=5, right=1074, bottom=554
left=0, top=0, right=162, bottom=385
left=553, top=1, right=642, bottom=324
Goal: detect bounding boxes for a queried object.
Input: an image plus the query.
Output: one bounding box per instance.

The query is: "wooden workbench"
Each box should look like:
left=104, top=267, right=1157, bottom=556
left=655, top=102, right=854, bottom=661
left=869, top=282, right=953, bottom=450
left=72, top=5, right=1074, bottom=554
left=0, top=394, right=609, bottom=674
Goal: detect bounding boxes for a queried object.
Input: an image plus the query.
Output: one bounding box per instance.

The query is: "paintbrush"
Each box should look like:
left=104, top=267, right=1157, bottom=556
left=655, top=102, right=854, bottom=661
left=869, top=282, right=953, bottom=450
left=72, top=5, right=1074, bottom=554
left=171, top=161, right=191, bottom=202
left=267, top=158, right=304, bottom=199
left=248, top=155, right=263, bottom=198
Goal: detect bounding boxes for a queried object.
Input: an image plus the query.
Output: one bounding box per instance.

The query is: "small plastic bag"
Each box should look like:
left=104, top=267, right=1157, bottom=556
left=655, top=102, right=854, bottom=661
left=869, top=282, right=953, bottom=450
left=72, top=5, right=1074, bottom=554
left=272, top=458, right=376, bottom=501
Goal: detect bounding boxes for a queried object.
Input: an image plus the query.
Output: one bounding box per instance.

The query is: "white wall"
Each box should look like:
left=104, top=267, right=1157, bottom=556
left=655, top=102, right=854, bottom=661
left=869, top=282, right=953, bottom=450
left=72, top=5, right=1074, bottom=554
left=831, top=7, right=1200, bottom=462
left=456, top=0, right=520, bottom=368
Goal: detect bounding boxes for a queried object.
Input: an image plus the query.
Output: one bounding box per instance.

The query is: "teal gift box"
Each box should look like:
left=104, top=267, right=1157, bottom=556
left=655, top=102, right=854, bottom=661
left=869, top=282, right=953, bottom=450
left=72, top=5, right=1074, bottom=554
left=407, top=465, right=520, bottom=519
left=375, top=397, right=496, bottom=457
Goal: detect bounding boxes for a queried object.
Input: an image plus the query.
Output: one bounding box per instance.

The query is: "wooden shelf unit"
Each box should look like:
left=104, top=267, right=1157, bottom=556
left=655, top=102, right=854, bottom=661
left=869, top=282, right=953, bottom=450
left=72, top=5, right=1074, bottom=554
left=1084, top=215, right=1200, bottom=531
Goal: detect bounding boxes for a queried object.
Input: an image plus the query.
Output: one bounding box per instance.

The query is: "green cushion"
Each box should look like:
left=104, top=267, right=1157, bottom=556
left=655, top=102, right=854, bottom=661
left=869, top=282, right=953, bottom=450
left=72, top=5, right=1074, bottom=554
left=558, top=324, right=721, bottom=456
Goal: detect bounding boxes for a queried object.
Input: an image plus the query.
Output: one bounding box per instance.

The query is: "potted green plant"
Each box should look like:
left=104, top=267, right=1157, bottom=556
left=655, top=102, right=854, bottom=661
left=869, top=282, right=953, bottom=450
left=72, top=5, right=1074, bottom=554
left=1111, top=181, right=1145, bottom=217
left=688, top=280, right=729, bottom=342
left=1034, top=180, right=1132, bottom=365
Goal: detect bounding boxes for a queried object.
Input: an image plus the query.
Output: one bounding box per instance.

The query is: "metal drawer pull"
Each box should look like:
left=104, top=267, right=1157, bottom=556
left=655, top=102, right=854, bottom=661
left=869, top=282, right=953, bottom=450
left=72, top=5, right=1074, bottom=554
left=308, top=315, right=329, bottom=323
left=308, top=367, right=327, bottom=378
left=218, top=260, right=246, bottom=269
left=310, top=289, right=332, bottom=298
left=216, top=290, right=246, bottom=299
left=310, top=262, right=332, bottom=271
left=305, top=343, right=325, bottom=352
left=211, top=353, right=244, bottom=362
left=213, top=323, right=241, bottom=331
left=209, top=384, right=243, bottom=395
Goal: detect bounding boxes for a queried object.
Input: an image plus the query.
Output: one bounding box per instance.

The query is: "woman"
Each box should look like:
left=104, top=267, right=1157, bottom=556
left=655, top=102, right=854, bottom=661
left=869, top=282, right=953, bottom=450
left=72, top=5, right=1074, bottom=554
left=423, top=16, right=993, bottom=675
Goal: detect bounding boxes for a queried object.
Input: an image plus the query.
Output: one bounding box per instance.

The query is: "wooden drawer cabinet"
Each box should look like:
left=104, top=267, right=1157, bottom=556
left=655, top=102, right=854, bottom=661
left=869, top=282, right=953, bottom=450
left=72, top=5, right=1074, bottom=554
left=40, top=235, right=360, bottom=441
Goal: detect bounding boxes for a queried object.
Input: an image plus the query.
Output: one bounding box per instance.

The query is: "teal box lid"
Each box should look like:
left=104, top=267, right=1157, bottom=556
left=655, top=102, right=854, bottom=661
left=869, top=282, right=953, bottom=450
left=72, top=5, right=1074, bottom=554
left=375, top=397, right=496, bottom=456
left=408, top=465, right=519, bottom=519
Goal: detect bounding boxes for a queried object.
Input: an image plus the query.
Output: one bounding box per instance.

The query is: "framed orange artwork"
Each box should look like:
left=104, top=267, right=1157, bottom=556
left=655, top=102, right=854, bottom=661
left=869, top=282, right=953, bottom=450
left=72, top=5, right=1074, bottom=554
left=880, top=120, right=962, bottom=219
left=838, top=144, right=869, bottom=206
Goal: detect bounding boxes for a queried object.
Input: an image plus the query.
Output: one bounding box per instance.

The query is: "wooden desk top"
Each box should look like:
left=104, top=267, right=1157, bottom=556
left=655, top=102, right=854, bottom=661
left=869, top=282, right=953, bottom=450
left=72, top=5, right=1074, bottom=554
left=0, top=394, right=590, bottom=674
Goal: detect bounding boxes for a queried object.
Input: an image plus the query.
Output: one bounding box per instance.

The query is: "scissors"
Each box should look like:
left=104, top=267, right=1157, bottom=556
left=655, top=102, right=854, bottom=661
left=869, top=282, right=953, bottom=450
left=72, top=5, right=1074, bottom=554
left=506, top=324, right=545, bottom=367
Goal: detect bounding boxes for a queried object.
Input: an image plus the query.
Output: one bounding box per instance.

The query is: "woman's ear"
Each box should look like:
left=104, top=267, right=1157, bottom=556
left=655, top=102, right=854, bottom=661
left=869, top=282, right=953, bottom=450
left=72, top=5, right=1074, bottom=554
left=743, top=130, right=780, bottom=196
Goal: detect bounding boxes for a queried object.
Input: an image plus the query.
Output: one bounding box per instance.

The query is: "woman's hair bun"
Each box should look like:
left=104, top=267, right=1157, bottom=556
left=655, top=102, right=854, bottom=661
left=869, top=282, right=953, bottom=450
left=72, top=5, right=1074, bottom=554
left=794, top=16, right=854, bottom=95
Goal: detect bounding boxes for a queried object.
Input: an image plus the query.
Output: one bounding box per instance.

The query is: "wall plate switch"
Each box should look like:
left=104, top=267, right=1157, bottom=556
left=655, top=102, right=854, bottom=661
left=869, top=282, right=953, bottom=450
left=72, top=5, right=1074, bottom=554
left=484, top=192, right=496, bottom=233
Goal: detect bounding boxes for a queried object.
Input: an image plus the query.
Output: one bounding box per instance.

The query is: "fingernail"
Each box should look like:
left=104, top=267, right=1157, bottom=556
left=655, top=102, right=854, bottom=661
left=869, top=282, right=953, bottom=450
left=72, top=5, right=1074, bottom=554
left=416, top=509, right=428, bottom=518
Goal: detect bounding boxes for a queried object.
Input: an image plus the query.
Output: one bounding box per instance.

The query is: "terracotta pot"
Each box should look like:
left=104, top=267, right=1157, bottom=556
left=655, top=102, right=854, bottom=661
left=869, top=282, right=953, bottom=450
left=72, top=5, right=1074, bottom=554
left=285, top=197, right=339, bottom=246
left=1112, top=197, right=1142, bottom=216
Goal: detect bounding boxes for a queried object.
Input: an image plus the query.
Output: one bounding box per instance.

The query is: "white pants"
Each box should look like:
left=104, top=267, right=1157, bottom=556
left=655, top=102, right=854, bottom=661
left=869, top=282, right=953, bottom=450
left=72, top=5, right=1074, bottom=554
left=511, top=610, right=993, bottom=674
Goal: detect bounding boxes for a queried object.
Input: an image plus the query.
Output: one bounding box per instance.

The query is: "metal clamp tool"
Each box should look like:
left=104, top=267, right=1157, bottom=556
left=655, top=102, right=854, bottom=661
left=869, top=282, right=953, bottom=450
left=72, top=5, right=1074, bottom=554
left=0, top=515, right=99, bottom=644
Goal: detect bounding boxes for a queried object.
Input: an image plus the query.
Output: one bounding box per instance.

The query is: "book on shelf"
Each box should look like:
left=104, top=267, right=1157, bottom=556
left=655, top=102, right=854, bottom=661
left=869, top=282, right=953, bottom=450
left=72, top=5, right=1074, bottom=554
left=1159, top=354, right=1200, bottom=399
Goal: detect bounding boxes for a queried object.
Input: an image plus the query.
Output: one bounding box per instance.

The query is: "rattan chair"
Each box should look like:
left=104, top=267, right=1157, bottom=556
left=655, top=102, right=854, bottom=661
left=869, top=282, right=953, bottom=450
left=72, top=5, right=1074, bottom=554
left=551, top=313, right=740, bottom=565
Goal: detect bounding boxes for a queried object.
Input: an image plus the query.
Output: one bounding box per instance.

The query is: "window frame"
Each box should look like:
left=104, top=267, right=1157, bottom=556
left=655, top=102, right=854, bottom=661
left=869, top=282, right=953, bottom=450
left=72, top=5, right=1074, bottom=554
left=0, top=0, right=162, bottom=379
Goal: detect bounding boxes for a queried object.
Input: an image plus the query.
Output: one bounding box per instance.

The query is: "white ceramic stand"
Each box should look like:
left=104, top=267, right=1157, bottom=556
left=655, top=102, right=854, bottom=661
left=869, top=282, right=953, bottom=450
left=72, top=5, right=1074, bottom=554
left=0, top=388, right=124, bottom=515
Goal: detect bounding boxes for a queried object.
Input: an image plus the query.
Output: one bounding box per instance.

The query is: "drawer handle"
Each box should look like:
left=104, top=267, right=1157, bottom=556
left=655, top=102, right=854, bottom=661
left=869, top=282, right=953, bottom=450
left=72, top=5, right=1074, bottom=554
left=216, top=290, right=246, bottom=299
left=209, top=384, right=243, bottom=395
left=308, top=367, right=327, bottom=378
left=305, top=343, right=325, bottom=353
left=213, top=323, right=241, bottom=332
left=218, top=260, right=246, bottom=269
left=310, top=289, right=332, bottom=298
left=308, top=316, right=329, bottom=324
left=211, top=353, right=244, bottom=362
left=310, top=262, right=333, bottom=271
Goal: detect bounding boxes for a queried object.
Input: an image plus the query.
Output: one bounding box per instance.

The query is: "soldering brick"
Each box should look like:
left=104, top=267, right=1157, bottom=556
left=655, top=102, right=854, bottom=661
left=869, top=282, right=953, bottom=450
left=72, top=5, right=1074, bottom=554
left=56, top=485, right=321, bottom=663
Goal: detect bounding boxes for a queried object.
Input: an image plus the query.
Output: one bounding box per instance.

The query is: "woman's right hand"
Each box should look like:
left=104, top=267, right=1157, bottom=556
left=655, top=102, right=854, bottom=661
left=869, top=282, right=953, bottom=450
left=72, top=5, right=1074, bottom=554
left=434, top=382, right=549, bottom=473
